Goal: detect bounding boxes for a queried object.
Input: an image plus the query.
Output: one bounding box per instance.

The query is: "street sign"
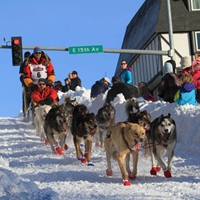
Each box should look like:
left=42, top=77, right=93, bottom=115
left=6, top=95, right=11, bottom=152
left=69, top=45, right=103, bottom=54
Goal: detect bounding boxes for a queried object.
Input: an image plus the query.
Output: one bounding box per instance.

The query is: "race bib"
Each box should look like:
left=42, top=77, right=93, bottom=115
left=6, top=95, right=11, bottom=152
left=30, top=64, right=47, bottom=84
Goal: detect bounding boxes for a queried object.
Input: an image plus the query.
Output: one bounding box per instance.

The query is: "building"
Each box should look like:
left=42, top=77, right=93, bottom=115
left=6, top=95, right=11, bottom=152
left=116, top=0, right=200, bottom=94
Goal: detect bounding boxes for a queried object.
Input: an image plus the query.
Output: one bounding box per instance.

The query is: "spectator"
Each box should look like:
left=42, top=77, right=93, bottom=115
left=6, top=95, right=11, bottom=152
left=91, top=77, right=111, bottom=98
left=174, top=74, right=198, bottom=106
left=19, top=51, right=31, bottom=119
left=120, top=60, right=133, bottom=84
left=105, top=76, right=138, bottom=103
left=158, top=60, right=181, bottom=103
left=31, top=78, right=58, bottom=106
left=180, top=56, right=192, bottom=76
left=54, top=81, right=63, bottom=92
left=191, top=59, right=200, bottom=103
left=23, top=46, right=55, bottom=92
left=70, top=71, right=82, bottom=91
left=138, top=82, right=157, bottom=102
left=62, top=78, right=71, bottom=92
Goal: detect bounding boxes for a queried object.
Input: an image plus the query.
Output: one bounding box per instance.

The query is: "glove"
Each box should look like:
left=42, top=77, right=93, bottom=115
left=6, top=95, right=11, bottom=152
left=38, top=100, right=45, bottom=106
left=44, top=97, right=53, bottom=105
left=46, top=80, right=53, bottom=86
left=28, top=83, right=35, bottom=92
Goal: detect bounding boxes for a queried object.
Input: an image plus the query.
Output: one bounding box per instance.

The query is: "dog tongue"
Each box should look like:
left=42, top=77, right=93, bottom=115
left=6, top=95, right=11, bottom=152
left=130, top=142, right=141, bottom=151
left=62, top=122, right=68, bottom=132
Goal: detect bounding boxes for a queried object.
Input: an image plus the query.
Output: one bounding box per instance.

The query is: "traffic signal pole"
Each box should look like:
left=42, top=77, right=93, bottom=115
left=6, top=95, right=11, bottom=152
left=0, top=45, right=170, bottom=56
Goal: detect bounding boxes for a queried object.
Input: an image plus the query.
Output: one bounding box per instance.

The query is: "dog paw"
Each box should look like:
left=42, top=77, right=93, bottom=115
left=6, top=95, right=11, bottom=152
left=55, top=146, right=64, bottom=155
left=87, top=162, right=94, bottom=166
left=164, top=170, right=172, bottom=178
left=123, top=180, right=131, bottom=186
left=150, top=167, right=157, bottom=175
left=106, top=169, right=113, bottom=176
left=128, top=173, right=136, bottom=180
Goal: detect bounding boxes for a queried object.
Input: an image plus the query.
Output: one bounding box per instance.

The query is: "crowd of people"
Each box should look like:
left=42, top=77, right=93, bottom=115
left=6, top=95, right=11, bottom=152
left=19, top=46, right=200, bottom=121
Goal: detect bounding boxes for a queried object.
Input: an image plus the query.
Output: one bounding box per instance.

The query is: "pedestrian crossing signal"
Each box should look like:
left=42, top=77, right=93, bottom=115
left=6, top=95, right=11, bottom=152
left=11, top=37, right=23, bottom=66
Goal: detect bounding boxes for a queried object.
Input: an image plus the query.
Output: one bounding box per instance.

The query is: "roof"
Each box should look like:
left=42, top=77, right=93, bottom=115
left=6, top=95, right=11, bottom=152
left=116, top=0, right=200, bottom=73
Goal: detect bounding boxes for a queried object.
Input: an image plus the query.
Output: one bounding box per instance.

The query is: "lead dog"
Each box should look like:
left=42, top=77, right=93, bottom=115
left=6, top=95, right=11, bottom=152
left=71, top=104, right=98, bottom=166
left=105, top=122, right=146, bottom=186
left=34, top=104, right=52, bottom=140
left=44, top=104, right=69, bottom=155
left=95, top=103, right=116, bottom=148
left=148, top=113, right=177, bottom=178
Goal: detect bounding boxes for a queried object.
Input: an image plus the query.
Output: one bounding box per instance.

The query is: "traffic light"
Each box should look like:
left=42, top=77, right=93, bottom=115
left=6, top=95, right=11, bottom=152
left=11, top=37, right=23, bottom=66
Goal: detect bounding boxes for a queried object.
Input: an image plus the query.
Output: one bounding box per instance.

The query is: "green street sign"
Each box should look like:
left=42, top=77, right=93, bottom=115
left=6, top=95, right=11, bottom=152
left=69, top=45, right=103, bottom=54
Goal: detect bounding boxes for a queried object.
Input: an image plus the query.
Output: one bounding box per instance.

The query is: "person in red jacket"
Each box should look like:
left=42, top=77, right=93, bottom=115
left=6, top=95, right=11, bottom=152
left=23, top=46, right=55, bottom=92
left=31, top=78, right=58, bottom=106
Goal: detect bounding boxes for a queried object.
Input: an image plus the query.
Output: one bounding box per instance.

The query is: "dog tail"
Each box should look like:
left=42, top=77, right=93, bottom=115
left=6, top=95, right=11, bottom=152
left=126, top=99, right=140, bottom=117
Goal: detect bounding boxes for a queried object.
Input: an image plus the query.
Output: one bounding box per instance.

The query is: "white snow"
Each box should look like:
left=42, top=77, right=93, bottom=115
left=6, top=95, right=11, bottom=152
left=0, top=87, right=200, bottom=200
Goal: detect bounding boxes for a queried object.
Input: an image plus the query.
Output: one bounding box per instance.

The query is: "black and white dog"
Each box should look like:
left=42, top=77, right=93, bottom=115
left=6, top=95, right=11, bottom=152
left=148, top=113, right=177, bottom=178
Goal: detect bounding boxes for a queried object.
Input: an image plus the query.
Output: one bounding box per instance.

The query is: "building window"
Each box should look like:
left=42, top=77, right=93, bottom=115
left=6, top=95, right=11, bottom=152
left=192, top=31, right=200, bottom=53
left=190, top=0, right=200, bottom=10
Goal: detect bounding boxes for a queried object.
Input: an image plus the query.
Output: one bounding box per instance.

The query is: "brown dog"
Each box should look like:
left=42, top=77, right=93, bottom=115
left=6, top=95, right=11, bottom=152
left=105, top=122, right=146, bottom=186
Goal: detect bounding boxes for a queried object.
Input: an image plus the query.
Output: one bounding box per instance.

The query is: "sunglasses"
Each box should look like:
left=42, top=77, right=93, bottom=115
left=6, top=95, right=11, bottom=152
left=39, top=83, right=46, bottom=86
left=121, top=63, right=126, bottom=65
left=35, top=52, right=41, bottom=54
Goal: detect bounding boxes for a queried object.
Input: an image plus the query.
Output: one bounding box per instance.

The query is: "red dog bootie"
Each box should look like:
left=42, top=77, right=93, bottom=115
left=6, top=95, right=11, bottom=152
left=55, top=146, right=64, bottom=155
left=128, top=173, right=136, bottom=180
left=123, top=180, right=131, bottom=186
left=164, top=170, right=172, bottom=178
left=84, top=152, right=88, bottom=159
left=45, top=139, right=49, bottom=145
left=78, top=156, right=87, bottom=164
left=64, top=144, right=68, bottom=150
left=150, top=167, right=157, bottom=175
left=106, top=169, right=113, bottom=176
left=156, top=166, right=161, bottom=172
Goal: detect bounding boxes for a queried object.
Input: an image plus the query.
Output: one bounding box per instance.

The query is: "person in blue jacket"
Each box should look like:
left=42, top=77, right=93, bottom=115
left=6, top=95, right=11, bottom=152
left=120, top=60, right=133, bottom=84
left=90, top=77, right=111, bottom=99
left=174, top=74, right=198, bottom=106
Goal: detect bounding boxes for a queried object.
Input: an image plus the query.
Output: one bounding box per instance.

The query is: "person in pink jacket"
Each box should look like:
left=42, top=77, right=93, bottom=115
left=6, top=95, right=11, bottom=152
left=31, top=78, right=58, bottom=106
left=191, top=59, right=200, bottom=103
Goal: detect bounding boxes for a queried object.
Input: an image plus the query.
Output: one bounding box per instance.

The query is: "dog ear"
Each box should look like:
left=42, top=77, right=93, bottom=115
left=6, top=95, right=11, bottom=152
left=167, top=113, right=172, bottom=118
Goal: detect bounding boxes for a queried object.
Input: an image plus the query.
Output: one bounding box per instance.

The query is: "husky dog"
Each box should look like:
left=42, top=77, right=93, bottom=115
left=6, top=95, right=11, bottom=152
left=71, top=104, right=98, bottom=166
left=126, top=99, right=151, bottom=156
left=95, top=103, right=116, bottom=148
left=44, top=104, right=69, bottom=155
left=63, top=95, right=78, bottom=137
left=105, top=122, right=146, bottom=186
left=34, top=104, right=52, bottom=140
left=148, top=113, right=177, bottom=178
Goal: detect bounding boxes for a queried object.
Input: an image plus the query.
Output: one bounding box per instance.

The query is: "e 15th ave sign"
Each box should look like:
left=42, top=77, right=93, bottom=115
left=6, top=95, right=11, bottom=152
left=69, top=45, right=103, bottom=54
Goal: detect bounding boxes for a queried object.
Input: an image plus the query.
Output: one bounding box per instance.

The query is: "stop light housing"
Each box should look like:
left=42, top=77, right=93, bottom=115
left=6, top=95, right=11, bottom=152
left=11, top=37, right=23, bottom=66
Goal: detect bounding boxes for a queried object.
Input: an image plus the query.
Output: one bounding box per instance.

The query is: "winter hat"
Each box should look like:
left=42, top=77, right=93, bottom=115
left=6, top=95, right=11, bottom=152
left=163, top=62, right=173, bottom=76
left=38, top=78, right=47, bottom=84
left=33, top=46, right=42, bottom=53
left=103, top=77, right=110, bottom=84
left=192, top=59, right=200, bottom=73
left=72, top=71, right=78, bottom=75
left=111, top=76, right=121, bottom=84
left=180, top=56, right=191, bottom=70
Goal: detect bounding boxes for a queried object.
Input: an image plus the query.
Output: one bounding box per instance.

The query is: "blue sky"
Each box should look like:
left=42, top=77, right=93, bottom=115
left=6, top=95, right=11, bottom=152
left=0, top=0, right=145, bottom=117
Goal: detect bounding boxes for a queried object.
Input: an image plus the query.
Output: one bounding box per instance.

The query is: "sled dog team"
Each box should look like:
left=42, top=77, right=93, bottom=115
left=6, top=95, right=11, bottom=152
left=33, top=97, right=177, bottom=186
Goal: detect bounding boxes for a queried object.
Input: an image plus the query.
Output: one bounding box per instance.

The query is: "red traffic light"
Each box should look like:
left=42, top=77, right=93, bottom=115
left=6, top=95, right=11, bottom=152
left=13, top=39, right=20, bottom=45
